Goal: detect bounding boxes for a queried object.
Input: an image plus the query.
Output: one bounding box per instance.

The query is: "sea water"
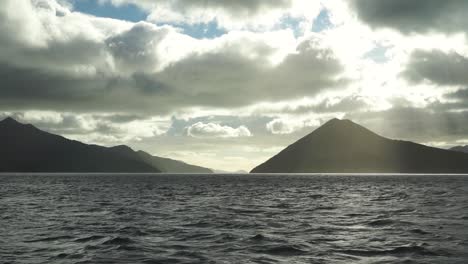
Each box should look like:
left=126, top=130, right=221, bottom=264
left=1, top=174, right=467, bottom=263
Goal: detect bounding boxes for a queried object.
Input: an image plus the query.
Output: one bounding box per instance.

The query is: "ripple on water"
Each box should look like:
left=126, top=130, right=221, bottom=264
left=260, top=244, right=309, bottom=256
left=101, top=236, right=134, bottom=246
left=24, top=235, right=74, bottom=243
left=74, top=235, right=106, bottom=243
left=409, top=229, right=430, bottom=235
left=341, top=245, right=445, bottom=257
left=367, top=219, right=415, bottom=227
left=1, top=174, right=467, bottom=264
left=118, top=226, right=149, bottom=236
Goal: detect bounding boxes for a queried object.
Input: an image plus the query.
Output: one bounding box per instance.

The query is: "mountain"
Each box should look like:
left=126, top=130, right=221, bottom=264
left=136, top=150, right=212, bottom=173
left=251, top=118, right=468, bottom=173
left=450, top=145, right=468, bottom=154
left=107, top=145, right=212, bottom=173
left=0, top=117, right=212, bottom=173
left=0, top=117, right=158, bottom=172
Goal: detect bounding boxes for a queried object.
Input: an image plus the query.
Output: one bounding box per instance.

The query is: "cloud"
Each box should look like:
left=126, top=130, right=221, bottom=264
left=0, top=0, right=139, bottom=72
left=0, top=111, right=171, bottom=145
left=0, top=0, right=347, bottom=114
left=106, top=23, right=172, bottom=74
left=349, top=0, right=468, bottom=35
left=403, top=49, right=468, bottom=86
left=266, top=118, right=319, bottom=134
left=446, top=88, right=468, bottom=102
left=186, top=122, right=252, bottom=138
left=106, top=0, right=291, bottom=15
left=102, top=0, right=321, bottom=31
left=266, top=119, right=296, bottom=134
left=345, top=106, right=468, bottom=143
left=146, top=34, right=346, bottom=107
left=286, top=94, right=372, bottom=114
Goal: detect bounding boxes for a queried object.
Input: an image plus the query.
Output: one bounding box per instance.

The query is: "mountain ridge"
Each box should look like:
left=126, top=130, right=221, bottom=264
left=251, top=118, right=468, bottom=173
left=0, top=117, right=212, bottom=173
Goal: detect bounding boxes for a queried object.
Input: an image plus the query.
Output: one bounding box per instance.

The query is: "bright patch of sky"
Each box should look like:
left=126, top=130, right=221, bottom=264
left=363, top=44, right=390, bottom=64
left=70, top=0, right=225, bottom=39
left=277, top=16, right=304, bottom=38
left=69, top=1, right=327, bottom=39
left=70, top=0, right=147, bottom=22
left=174, top=21, right=226, bottom=39
left=312, top=9, right=331, bottom=32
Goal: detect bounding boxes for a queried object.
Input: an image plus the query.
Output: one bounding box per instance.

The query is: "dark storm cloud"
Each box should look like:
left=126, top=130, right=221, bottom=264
left=0, top=63, right=179, bottom=114
left=0, top=63, right=108, bottom=105
left=403, top=49, right=468, bottom=86
left=150, top=38, right=347, bottom=107
left=0, top=32, right=346, bottom=114
left=349, top=0, right=468, bottom=34
left=0, top=0, right=350, bottom=116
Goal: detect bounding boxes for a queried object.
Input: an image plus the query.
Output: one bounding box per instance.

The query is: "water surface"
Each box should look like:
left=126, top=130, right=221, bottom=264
left=1, top=174, right=467, bottom=263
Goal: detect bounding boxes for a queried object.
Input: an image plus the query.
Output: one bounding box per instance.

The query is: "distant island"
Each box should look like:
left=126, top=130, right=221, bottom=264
left=251, top=118, right=468, bottom=173
left=0, top=117, right=212, bottom=173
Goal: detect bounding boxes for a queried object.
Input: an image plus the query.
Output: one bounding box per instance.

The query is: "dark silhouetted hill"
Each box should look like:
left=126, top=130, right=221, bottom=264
left=108, top=145, right=212, bottom=173
left=450, top=145, right=468, bottom=154
left=137, top=151, right=212, bottom=173
left=0, top=117, right=212, bottom=173
left=251, top=118, right=468, bottom=173
left=0, top=117, right=158, bottom=172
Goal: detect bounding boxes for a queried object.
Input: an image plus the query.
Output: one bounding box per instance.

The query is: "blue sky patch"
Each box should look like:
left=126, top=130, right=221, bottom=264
left=364, top=44, right=390, bottom=63
left=70, top=0, right=147, bottom=22
left=175, top=21, right=226, bottom=39
left=312, top=9, right=332, bottom=32
left=278, top=16, right=304, bottom=38
left=71, top=0, right=225, bottom=39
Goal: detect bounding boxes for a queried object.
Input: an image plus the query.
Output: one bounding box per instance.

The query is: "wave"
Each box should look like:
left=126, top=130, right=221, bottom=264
left=24, top=235, right=74, bottom=243
left=260, top=245, right=308, bottom=256
left=341, top=245, right=444, bottom=257
left=74, top=235, right=106, bottom=243
left=367, top=219, right=414, bottom=227
left=4, top=174, right=466, bottom=263
left=409, top=229, right=430, bottom=235
left=102, top=236, right=134, bottom=245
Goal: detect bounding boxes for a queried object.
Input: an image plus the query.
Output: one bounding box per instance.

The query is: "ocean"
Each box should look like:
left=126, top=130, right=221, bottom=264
left=1, top=174, right=467, bottom=264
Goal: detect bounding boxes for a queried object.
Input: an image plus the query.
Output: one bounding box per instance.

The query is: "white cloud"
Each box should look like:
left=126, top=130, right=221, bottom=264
left=101, top=0, right=322, bottom=32
left=20, top=110, right=64, bottom=124
left=186, top=122, right=252, bottom=138
left=266, top=117, right=320, bottom=134
left=4, top=111, right=171, bottom=145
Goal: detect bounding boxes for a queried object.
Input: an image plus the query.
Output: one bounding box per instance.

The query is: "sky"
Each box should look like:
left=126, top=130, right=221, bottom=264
left=1, top=0, right=468, bottom=171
